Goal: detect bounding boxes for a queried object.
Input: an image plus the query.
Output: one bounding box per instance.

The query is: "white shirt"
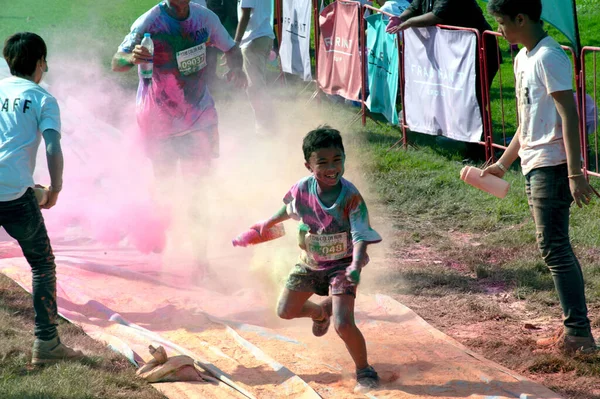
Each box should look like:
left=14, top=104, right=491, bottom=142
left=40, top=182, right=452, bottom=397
left=380, top=0, right=411, bottom=16
left=514, top=36, right=573, bottom=175
left=0, top=76, right=60, bottom=201
left=237, top=0, right=275, bottom=48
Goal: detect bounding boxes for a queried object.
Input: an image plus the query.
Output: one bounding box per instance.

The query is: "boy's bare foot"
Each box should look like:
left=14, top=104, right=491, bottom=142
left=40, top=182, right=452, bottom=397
left=312, top=297, right=332, bottom=337
left=354, top=365, right=379, bottom=393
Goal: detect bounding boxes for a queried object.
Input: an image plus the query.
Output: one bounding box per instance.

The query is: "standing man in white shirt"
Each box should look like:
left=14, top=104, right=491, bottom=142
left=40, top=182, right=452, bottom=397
left=483, top=0, right=598, bottom=354
left=234, top=0, right=276, bottom=136
left=1, top=32, right=84, bottom=365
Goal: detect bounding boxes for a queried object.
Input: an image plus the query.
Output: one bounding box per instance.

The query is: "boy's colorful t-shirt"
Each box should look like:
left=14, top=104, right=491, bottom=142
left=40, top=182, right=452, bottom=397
left=284, top=176, right=382, bottom=270
left=118, top=3, right=235, bottom=139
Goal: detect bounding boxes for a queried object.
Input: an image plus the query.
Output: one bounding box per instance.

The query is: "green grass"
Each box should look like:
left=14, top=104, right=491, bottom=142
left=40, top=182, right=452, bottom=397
left=0, top=274, right=164, bottom=399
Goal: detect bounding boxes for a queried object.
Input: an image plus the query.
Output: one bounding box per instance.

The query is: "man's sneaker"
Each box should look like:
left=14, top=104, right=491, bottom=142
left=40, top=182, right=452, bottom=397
left=537, top=327, right=597, bottom=354
left=32, top=337, right=84, bottom=365
left=354, top=365, right=380, bottom=393
left=312, top=297, right=332, bottom=337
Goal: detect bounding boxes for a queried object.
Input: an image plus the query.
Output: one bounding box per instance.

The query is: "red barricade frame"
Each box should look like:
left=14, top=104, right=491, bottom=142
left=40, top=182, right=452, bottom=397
left=361, top=5, right=402, bottom=129
left=581, top=46, right=600, bottom=178
left=276, top=1, right=599, bottom=180
left=397, top=24, right=490, bottom=154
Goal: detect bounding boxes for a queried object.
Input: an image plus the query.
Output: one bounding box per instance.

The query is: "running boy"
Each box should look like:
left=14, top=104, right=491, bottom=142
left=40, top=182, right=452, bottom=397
left=1, top=32, right=84, bottom=364
left=255, top=126, right=382, bottom=391
left=483, top=0, right=598, bottom=353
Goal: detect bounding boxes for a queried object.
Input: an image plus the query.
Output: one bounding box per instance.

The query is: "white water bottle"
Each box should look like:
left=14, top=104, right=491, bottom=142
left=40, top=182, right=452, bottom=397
left=140, top=33, right=154, bottom=80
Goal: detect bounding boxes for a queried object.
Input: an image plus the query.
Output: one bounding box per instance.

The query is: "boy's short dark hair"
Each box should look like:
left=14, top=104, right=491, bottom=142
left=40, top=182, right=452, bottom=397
left=3, top=32, right=47, bottom=77
left=487, top=0, right=542, bottom=22
left=302, top=125, right=345, bottom=161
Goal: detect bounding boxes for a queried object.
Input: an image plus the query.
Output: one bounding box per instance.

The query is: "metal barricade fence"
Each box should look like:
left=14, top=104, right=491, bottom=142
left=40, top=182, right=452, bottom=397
left=581, top=46, right=600, bottom=178
left=399, top=24, right=490, bottom=155
left=361, top=5, right=401, bottom=128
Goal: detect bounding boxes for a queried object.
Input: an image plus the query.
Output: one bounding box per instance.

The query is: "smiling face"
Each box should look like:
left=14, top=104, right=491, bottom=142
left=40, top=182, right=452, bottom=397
left=305, top=146, right=345, bottom=190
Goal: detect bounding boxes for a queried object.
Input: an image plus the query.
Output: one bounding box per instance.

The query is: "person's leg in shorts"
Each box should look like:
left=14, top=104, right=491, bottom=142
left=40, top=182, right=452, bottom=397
left=242, top=36, right=274, bottom=136
left=277, top=264, right=332, bottom=324
left=328, top=267, right=379, bottom=390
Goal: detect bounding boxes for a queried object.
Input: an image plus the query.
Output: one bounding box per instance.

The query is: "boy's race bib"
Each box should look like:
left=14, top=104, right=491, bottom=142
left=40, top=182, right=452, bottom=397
left=305, top=232, right=348, bottom=261
left=176, top=44, right=207, bottom=75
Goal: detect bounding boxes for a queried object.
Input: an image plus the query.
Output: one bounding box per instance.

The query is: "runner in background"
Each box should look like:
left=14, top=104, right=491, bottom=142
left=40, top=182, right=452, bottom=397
left=234, top=0, right=276, bottom=136
left=111, top=0, right=246, bottom=282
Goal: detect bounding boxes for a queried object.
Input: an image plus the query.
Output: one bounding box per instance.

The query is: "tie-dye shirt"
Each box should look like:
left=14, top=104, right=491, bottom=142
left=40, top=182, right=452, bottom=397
left=284, top=176, right=382, bottom=270
left=118, top=2, right=235, bottom=138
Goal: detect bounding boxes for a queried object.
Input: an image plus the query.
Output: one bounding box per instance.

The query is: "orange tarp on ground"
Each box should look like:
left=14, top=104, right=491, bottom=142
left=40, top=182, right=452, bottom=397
left=0, top=239, right=561, bottom=399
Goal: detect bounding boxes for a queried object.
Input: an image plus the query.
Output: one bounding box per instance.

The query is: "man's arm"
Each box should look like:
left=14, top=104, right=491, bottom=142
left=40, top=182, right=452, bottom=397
left=399, top=12, right=443, bottom=30
left=112, top=46, right=153, bottom=72
left=552, top=90, right=599, bottom=207
left=480, top=127, right=521, bottom=178
left=234, top=8, right=252, bottom=44
left=553, top=90, right=582, bottom=175
left=42, top=129, right=63, bottom=209
left=111, top=51, right=135, bottom=72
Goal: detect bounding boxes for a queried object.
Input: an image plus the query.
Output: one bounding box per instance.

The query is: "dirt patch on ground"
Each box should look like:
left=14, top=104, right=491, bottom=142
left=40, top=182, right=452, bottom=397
left=367, top=224, right=600, bottom=399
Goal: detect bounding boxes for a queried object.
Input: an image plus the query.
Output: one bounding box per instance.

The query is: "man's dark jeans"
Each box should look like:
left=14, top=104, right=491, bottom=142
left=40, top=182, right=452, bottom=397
left=0, top=188, right=58, bottom=340
left=526, top=164, right=591, bottom=337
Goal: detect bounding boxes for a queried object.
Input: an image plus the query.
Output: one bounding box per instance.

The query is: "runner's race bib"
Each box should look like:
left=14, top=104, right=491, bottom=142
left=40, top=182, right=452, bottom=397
left=305, top=232, right=348, bottom=261
left=176, top=44, right=207, bottom=75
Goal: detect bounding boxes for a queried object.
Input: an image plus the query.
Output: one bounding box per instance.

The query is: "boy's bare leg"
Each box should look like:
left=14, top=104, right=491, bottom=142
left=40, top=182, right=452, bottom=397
left=277, top=288, right=323, bottom=320
left=332, top=294, right=368, bottom=370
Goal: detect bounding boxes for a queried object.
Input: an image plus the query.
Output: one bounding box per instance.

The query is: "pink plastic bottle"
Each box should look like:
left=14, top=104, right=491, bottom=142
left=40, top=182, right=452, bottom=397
left=232, top=224, right=286, bottom=247
left=460, top=166, right=510, bottom=199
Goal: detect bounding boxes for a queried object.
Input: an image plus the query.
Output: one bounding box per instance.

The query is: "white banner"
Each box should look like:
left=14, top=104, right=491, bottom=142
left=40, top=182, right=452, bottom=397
left=404, top=27, right=482, bottom=142
left=280, top=0, right=312, bottom=81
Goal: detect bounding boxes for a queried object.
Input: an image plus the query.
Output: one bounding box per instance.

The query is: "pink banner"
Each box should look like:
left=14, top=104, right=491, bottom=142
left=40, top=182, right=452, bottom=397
left=317, top=1, right=362, bottom=101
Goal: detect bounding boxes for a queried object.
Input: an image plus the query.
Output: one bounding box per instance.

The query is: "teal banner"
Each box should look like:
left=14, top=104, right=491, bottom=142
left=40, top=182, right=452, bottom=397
left=365, top=13, right=399, bottom=125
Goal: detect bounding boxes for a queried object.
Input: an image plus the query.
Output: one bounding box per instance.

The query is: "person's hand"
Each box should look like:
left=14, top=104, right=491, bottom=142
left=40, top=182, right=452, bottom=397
left=42, top=188, right=59, bottom=209
left=130, top=45, right=153, bottom=65
left=386, top=17, right=408, bottom=34
left=569, top=174, right=600, bottom=208
left=480, top=162, right=506, bottom=179
left=250, top=219, right=272, bottom=236
left=345, top=264, right=361, bottom=284
left=225, top=67, right=248, bottom=89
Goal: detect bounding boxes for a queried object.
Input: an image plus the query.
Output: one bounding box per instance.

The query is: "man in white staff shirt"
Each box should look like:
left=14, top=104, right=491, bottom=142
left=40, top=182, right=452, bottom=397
left=234, top=0, right=276, bottom=136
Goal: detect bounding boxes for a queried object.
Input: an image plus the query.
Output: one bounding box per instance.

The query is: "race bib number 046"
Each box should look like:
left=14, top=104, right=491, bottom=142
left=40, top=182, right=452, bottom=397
left=306, top=232, right=348, bottom=261
left=176, top=43, right=207, bottom=75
